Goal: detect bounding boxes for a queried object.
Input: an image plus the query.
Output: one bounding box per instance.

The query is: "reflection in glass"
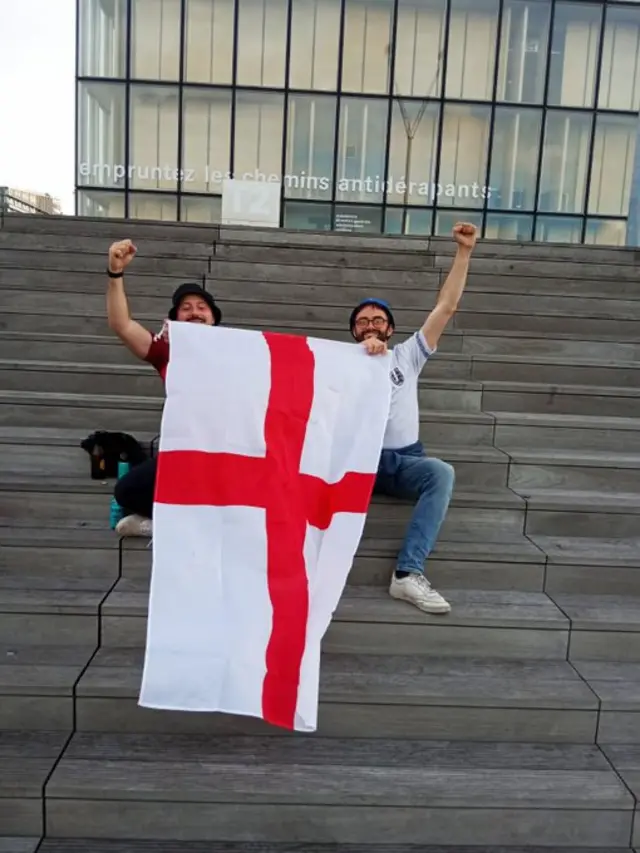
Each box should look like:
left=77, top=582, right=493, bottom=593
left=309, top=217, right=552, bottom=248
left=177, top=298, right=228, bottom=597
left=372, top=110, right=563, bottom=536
left=182, top=89, right=232, bottom=193
left=488, top=107, right=542, bottom=210
left=77, top=82, right=126, bottom=188
left=289, top=0, right=341, bottom=90
left=336, top=98, right=388, bottom=203
left=485, top=213, right=534, bottom=240
left=77, top=190, right=125, bottom=218
left=534, top=215, right=582, bottom=243
left=435, top=209, right=483, bottom=235
left=342, top=0, right=394, bottom=94
left=438, top=104, right=491, bottom=208
left=599, top=4, right=640, bottom=111
left=588, top=114, right=636, bottom=217
left=385, top=207, right=433, bottom=235
left=387, top=101, right=440, bottom=207
left=585, top=218, right=628, bottom=246
left=496, top=0, right=551, bottom=103
left=180, top=195, right=223, bottom=223
left=131, top=0, right=181, bottom=80
left=284, top=202, right=332, bottom=230
left=394, top=0, right=446, bottom=98
left=236, top=0, right=288, bottom=87
left=185, top=0, right=235, bottom=84
left=285, top=95, right=336, bottom=201
left=129, top=86, right=180, bottom=191
left=547, top=2, right=602, bottom=108
left=334, top=205, right=383, bottom=233
left=446, top=0, right=500, bottom=101
left=234, top=91, right=285, bottom=180
left=538, top=111, right=591, bottom=214
left=78, top=0, right=127, bottom=78
left=129, top=193, right=178, bottom=220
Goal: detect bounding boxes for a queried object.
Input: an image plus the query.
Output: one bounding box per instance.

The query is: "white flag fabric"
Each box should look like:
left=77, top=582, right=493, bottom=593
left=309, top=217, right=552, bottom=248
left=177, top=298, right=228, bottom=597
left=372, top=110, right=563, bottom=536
left=138, top=321, right=391, bottom=732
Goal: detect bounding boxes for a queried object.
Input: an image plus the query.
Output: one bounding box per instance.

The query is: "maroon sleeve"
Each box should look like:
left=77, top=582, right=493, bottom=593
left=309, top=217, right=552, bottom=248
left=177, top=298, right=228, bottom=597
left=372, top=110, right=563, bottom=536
left=144, top=334, right=170, bottom=375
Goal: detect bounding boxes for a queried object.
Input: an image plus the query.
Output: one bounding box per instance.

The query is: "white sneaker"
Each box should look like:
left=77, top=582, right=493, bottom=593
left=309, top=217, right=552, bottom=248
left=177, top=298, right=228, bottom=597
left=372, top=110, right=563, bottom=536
left=389, top=572, right=451, bottom=614
left=116, top=513, right=153, bottom=538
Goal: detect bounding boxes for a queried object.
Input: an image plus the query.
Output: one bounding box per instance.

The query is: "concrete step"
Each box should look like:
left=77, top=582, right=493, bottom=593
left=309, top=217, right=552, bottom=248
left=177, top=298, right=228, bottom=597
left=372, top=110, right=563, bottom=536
left=0, top=643, right=95, bottom=731
left=34, top=843, right=639, bottom=853
left=43, top=734, right=633, bottom=847
left=550, top=594, right=640, bottom=662
left=0, top=230, right=215, bottom=258
left=0, top=840, right=40, bottom=853
left=574, top=662, right=640, bottom=745
left=3, top=329, right=640, bottom=366
left=470, top=354, right=640, bottom=389
left=0, top=478, right=528, bottom=541
left=507, top=449, right=640, bottom=494
left=477, top=382, right=640, bottom=418
left=532, top=536, right=640, bottom=596
left=100, top=579, right=569, bottom=660
left=0, top=429, right=508, bottom=489
left=0, top=249, right=211, bottom=278
left=495, top=412, right=640, bottom=453
left=0, top=732, right=67, bottom=839
left=72, top=647, right=599, bottom=741
left=0, top=391, right=496, bottom=445
left=523, top=490, right=640, bottom=539
left=455, top=309, right=638, bottom=339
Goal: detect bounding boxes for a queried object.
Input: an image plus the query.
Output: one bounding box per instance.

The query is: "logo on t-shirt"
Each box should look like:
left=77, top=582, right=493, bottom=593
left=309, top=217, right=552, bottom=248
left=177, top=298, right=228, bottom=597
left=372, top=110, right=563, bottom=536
left=390, top=367, right=405, bottom=386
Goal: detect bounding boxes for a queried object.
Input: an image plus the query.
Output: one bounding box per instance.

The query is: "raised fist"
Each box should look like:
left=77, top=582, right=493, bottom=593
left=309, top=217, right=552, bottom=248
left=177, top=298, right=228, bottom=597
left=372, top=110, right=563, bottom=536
left=452, top=222, right=478, bottom=251
left=108, top=239, right=136, bottom=274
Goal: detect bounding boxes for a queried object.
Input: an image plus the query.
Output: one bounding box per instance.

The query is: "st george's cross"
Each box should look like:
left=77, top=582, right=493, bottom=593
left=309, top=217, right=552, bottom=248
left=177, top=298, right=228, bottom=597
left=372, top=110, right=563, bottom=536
left=138, top=321, right=391, bottom=732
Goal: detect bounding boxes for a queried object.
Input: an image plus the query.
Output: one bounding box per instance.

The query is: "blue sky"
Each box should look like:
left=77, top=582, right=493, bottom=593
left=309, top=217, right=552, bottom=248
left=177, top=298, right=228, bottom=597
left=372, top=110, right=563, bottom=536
left=0, top=0, right=76, bottom=213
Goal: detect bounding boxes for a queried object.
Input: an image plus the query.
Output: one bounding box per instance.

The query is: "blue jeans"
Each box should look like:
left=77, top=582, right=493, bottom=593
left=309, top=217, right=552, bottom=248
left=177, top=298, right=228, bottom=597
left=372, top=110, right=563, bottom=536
left=374, top=441, right=455, bottom=575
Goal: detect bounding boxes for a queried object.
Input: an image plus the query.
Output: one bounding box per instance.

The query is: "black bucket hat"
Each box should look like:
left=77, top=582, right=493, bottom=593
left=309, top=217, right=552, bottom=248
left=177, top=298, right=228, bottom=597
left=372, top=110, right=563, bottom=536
left=169, top=283, right=222, bottom=325
left=349, top=297, right=396, bottom=332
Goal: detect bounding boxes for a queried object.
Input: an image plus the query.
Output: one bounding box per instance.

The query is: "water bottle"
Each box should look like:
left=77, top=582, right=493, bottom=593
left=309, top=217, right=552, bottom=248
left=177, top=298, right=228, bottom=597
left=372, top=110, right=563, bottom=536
left=109, top=458, right=131, bottom=529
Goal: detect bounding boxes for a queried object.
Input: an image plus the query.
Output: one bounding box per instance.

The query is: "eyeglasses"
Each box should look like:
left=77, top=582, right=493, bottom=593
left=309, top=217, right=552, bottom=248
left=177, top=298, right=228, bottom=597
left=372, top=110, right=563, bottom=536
left=355, top=316, right=388, bottom=329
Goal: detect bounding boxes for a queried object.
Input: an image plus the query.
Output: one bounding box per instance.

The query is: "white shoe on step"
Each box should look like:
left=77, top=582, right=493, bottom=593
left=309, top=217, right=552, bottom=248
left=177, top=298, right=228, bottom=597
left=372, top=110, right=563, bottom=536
left=389, top=572, right=451, bottom=614
left=116, top=513, right=153, bottom=538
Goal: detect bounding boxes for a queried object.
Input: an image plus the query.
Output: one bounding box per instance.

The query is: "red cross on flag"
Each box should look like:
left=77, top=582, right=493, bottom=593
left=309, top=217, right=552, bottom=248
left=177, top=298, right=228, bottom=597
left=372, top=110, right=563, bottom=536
left=139, top=321, right=391, bottom=732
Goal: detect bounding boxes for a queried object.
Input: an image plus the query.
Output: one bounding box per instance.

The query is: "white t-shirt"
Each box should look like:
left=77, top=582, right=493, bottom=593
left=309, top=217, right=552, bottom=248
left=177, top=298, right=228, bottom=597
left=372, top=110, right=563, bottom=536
left=382, top=329, right=435, bottom=449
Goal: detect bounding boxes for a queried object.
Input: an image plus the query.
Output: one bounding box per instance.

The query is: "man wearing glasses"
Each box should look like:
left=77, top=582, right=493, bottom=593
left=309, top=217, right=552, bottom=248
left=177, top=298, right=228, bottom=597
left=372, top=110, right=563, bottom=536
left=348, top=222, right=478, bottom=614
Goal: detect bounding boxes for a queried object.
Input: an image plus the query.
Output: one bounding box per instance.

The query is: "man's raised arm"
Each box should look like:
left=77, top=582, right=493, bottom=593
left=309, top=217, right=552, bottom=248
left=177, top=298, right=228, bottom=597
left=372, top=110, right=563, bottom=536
left=106, top=239, right=153, bottom=360
left=422, top=222, right=478, bottom=352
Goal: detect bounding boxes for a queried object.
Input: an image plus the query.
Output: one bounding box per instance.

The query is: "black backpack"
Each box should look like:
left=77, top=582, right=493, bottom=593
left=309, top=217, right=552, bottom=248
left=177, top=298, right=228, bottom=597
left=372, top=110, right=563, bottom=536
left=80, top=430, right=149, bottom=480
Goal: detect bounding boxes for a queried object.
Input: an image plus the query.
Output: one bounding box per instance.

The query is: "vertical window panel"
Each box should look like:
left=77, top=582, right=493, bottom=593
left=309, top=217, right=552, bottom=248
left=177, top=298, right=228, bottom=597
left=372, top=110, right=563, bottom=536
left=435, top=209, right=483, bottom=235
left=131, top=0, right=181, bottom=81
left=394, top=0, right=446, bottom=98
left=236, top=0, right=288, bottom=87
left=485, top=212, right=534, bottom=240
left=78, top=0, right=127, bottom=78
left=387, top=100, right=440, bottom=206
left=547, top=2, right=602, bottom=108
left=184, top=0, right=235, bottom=84
left=289, top=0, right=341, bottom=90
left=234, top=91, right=285, bottom=181
left=496, top=0, right=551, bottom=104
left=129, top=86, right=180, bottom=191
left=285, top=94, right=336, bottom=201
left=538, top=111, right=591, bottom=214
left=77, top=82, right=127, bottom=189
left=284, top=201, right=332, bottom=230
left=585, top=219, right=627, bottom=246
left=182, top=89, right=232, bottom=194
left=341, top=0, right=394, bottom=95
left=438, top=104, right=492, bottom=208
left=334, top=204, right=383, bottom=232
left=599, top=4, right=640, bottom=111
left=488, top=106, right=542, bottom=210
left=384, top=207, right=433, bottom=234
left=534, top=215, right=582, bottom=243
left=588, top=114, right=636, bottom=217
left=129, top=193, right=178, bottom=220
left=446, top=0, right=500, bottom=101
left=336, top=98, right=389, bottom=203
left=180, top=196, right=223, bottom=223
left=77, top=189, right=126, bottom=218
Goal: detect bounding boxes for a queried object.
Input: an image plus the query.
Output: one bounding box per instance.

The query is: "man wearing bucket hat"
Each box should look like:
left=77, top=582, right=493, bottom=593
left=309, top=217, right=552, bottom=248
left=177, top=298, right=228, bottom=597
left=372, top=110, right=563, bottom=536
left=105, top=238, right=223, bottom=537
left=349, top=222, right=478, bottom=614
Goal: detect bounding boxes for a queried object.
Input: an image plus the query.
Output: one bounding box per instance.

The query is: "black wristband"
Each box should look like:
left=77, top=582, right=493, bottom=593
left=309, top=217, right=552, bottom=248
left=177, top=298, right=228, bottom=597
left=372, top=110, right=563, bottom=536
left=107, top=268, right=124, bottom=278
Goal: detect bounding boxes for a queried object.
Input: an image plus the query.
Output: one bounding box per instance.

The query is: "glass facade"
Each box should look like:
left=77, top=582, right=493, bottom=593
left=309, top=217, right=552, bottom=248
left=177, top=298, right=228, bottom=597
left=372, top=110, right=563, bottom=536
left=76, top=0, right=640, bottom=244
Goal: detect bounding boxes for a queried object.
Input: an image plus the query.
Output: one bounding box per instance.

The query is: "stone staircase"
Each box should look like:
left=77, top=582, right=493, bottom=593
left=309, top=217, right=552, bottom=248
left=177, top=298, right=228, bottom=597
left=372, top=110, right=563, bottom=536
left=1, top=211, right=640, bottom=852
